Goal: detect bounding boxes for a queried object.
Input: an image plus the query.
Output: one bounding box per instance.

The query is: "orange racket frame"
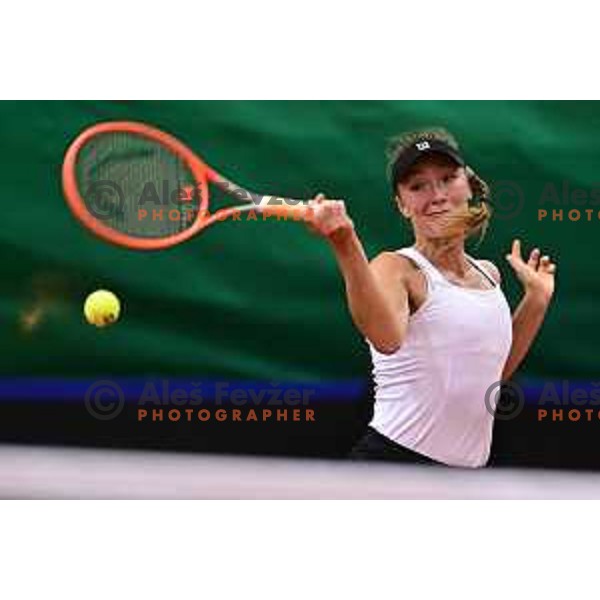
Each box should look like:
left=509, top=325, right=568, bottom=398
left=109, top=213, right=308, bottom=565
left=62, top=121, right=309, bottom=250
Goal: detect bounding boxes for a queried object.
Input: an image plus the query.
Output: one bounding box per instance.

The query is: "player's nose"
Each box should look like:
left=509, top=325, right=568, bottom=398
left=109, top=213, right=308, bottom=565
left=430, top=184, right=448, bottom=205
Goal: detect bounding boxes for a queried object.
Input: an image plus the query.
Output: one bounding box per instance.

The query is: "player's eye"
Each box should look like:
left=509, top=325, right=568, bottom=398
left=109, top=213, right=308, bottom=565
left=443, top=173, right=458, bottom=184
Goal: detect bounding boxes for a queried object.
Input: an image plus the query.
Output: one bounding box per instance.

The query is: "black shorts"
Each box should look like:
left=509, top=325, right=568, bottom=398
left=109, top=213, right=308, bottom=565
left=349, top=426, right=440, bottom=465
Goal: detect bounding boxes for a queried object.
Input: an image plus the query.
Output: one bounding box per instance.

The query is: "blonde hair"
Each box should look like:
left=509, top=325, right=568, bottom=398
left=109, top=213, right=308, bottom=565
left=387, top=127, right=492, bottom=242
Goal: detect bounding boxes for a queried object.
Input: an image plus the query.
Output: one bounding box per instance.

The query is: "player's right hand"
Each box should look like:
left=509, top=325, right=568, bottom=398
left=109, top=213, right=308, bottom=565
left=306, top=193, right=355, bottom=244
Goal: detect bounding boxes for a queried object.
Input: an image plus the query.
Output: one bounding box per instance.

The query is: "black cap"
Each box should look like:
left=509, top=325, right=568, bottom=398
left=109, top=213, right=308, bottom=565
left=391, top=139, right=465, bottom=193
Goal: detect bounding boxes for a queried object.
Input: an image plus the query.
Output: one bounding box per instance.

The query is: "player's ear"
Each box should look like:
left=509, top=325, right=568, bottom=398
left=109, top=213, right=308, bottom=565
left=465, top=165, right=489, bottom=206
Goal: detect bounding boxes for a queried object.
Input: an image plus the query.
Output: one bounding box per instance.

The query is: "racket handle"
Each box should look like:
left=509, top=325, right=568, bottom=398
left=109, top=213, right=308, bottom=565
left=257, top=202, right=310, bottom=221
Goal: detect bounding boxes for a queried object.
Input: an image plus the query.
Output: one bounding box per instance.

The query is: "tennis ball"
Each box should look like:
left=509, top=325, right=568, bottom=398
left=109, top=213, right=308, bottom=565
left=84, top=290, right=121, bottom=328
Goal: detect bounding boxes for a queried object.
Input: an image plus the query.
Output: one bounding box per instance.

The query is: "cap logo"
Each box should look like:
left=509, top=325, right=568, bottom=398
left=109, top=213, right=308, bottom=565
left=415, top=141, right=430, bottom=151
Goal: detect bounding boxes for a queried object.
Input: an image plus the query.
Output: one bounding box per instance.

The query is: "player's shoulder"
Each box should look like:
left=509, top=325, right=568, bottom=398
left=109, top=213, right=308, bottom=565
left=370, top=250, right=419, bottom=281
left=371, top=250, right=412, bottom=269
left=474, top=258, right=501, bottom=284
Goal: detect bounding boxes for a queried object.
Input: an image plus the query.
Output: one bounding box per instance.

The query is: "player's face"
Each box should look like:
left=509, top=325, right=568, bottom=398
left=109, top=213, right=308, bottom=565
left=396, top=155, right=471, bottom=239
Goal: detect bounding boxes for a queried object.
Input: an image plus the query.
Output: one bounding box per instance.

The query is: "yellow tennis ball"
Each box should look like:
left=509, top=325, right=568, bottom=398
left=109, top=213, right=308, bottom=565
left=84, top=290, right=121, bottom=328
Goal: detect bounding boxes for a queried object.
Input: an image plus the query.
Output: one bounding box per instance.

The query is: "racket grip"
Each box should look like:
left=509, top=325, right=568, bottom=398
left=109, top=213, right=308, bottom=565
left=257, top=202, right=310, bottom=221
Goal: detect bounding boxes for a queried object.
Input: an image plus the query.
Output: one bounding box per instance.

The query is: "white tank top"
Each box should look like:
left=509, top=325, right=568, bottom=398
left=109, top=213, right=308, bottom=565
left=368, top=247, right=513, bottom=468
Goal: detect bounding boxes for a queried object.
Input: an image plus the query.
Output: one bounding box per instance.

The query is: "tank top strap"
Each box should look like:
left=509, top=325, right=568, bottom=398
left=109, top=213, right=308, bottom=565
left=465, top=254, right=498, bottom=288
left=396, top=247, right=446, bottom=287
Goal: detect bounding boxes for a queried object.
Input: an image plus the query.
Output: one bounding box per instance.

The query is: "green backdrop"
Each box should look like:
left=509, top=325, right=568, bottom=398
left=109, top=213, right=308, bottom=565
left=1, top=101, right=596, bottom=381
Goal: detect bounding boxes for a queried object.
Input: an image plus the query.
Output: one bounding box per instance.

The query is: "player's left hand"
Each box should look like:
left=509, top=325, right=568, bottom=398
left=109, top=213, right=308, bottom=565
left=505, top=239, right=556, bottom=303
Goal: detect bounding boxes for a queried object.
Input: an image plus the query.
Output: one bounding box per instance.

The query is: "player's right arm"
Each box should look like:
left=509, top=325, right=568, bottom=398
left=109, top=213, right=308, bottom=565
left=306, top=195, right=409, bottom=354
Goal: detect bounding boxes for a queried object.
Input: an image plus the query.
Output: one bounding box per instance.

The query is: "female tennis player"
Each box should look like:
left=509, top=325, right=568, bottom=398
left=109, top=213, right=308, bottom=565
left=307, top=128, right=556, bottom=468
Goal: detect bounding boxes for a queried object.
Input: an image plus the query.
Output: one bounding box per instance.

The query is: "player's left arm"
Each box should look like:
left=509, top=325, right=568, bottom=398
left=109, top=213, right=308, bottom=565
left=499, top=239, right=557, bottom=380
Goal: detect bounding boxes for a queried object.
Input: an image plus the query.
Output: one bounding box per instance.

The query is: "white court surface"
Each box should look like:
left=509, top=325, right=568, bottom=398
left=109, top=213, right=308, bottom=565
left=1, top=444, right=600, bottom=499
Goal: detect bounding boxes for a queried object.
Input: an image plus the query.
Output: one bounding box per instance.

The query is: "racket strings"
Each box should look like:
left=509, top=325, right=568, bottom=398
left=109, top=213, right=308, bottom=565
left=75, top=132, right=198, bottom=239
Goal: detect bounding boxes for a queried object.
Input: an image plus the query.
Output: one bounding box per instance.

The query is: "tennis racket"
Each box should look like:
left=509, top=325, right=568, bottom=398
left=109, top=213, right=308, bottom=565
left=62, top=121, right=310, bottom=250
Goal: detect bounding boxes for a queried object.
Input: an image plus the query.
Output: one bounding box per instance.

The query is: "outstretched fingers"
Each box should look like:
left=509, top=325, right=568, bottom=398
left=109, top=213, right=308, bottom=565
left=539, top=255, right=557, bottom=274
